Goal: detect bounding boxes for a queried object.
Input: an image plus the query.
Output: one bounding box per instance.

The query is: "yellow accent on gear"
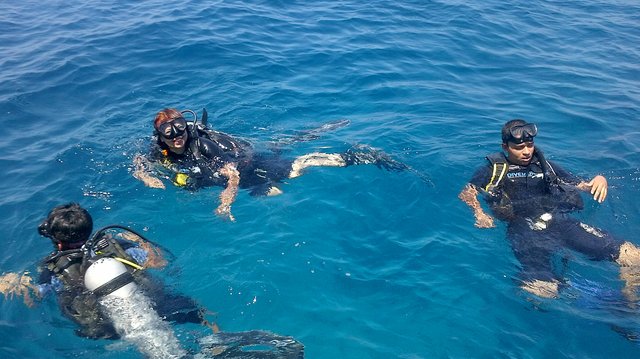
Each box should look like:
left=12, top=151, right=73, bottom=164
left=174, top=173, right=189, bottom=186
left=485, top=163, right=507, bottom=192
left=113, top=256, right=144, bottom=270
left=94, top=251, right=145, bottom=270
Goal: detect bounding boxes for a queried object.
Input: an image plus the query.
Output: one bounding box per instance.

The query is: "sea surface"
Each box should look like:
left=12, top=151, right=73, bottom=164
left=1, top=1, right=640, bottom=358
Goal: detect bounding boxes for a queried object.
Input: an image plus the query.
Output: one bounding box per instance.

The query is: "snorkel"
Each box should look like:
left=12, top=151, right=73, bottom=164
left=180, top=108, right=209, bottom=160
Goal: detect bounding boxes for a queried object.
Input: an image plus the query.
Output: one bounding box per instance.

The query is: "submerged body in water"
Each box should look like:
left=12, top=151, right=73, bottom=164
left=459, top=120, right=640, bottom=300
left=92, top=258, right=304, bottom=358
left=134, top=108, right=416, bottom=221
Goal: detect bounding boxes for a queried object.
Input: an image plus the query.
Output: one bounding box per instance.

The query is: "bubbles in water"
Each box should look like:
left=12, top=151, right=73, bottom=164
left=99, top=289, right=187, bottom=359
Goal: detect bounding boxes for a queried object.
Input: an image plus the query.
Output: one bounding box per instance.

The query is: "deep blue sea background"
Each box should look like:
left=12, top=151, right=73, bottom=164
left=1, top=1, right=640, bottom=358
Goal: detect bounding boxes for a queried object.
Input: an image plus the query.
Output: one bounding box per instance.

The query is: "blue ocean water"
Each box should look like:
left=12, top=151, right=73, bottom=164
left=1, top=0, right=640, bottom=357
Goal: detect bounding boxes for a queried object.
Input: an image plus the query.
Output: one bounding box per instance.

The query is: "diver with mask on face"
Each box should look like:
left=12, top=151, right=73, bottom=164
left=133, top=108, right=417, bottom=221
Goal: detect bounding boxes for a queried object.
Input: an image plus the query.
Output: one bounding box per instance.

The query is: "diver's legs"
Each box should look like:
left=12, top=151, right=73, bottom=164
left=288, top=145, right=408, bottom=178
left=616, top=242, right=640, bottom=266
left=267, top=186, right=283, bottom=196
left=341, top=144, right=408, bottom=171
left=288, top=153, right=346, bottom=178
left=507, top=219, right=562, bottom=299
left=521, top=279, right=560, bottom=298
left=616, top=242, right=640, bottom=303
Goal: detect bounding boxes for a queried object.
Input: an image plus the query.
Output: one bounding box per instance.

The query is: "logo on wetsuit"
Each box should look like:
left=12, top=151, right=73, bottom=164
left=506, top=169, right=544, bottom=180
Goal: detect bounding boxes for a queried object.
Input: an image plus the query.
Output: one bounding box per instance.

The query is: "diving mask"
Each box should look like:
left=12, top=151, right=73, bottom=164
left=506, top=123, right=537, bottom=144
left=157, top=117, right=188, bottom=139
left=38, top=220, right=52, bottom=238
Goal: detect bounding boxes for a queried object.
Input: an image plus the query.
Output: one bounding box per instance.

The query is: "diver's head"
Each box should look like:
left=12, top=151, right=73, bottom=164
left=501, top=119, right=537, bottom=145
left=154, top=108, right=189, bottom=153
left=38, top=203, right=93, bottom=250
left=501, top=119, right=537, bottom=166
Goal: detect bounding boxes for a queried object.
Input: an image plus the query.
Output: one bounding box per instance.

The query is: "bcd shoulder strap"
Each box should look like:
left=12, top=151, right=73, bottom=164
left=484, top=152, right=508, bottom=192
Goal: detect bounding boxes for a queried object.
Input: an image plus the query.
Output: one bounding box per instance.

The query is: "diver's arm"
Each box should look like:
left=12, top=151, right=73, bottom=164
left=576, top=175, right=608, bottom=203
left=458, top=184, right=495, bottom=228
left=215, top=162, right=240, bottom=221
left=137, top=241, right=167, bottom=269
left=133, top=155, right=166, bottom=189
left=0, top=272, right=40, bottom=307
left=119, top=232, right=168, bottom=269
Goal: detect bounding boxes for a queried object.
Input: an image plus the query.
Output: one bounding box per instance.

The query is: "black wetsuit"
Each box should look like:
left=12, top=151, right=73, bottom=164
left=37, top=237, right=203, bottom=339
left=151, top=125, right=293, bottom=195
left=469, top=152, right=622, bottom=282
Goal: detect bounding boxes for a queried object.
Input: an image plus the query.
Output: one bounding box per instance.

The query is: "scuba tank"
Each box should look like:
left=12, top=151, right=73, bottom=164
left=81, top=226, right=188, bottom=357
left=84, top=257, right=137, bottom=298
left=75, top=224, right=168, bottom=298
left=81, top=225, right=152, bottom=298
left=40, top=225, right=158, bottom=339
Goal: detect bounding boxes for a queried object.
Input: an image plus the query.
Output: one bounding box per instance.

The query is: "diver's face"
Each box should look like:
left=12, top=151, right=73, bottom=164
left=503, top=141, right=534, bottom=166
left=161, top=131, right=188, bottom=152
left=157, top=117, right=188, bottom=153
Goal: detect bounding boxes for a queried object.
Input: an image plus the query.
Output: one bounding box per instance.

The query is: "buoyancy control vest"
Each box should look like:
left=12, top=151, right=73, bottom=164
left=40, top=226, right=151, bottom=339
left=483, top=149, right=583, bottom=218
left=42, top=234, right=139, bottom=289
left=156, top=124, right=253, bottom=189
left=484, top=152, right=548, bottom=196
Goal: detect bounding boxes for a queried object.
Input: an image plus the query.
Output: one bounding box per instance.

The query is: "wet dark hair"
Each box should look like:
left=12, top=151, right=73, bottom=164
left=501, top=119, right=527, bottom=144
left=38, top=203, right=93, bottom=243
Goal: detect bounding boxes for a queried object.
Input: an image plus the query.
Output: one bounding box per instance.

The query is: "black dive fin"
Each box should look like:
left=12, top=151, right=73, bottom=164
left=201, top=108, right=209, bottom=126
left=273, top=119, right=351, bottom=146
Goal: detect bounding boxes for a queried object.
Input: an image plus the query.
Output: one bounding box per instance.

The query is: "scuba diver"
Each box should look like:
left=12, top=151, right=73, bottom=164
left=0, top=203, right=208, bottom=339
left=0, top=203, right=305, bottom=358
left=133, top=108, right=413, bottom=221
left=458, top=119, right=640, bottom=299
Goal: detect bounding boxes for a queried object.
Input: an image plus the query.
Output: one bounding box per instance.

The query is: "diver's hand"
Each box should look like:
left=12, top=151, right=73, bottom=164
left=133, top=170, right=166, bottom=189
left=0, top=272, right=39, bottom=307
left=118, top=232, right=168, bottom=268
left=139, top=241, right=168, bottom=269
left=578, top=175, right=608, bottom=203
left=119, top=231, right=143, bottom=244
left=215, top=204, right=236, bottom=222
left=216, top=163, right=239, bottom=222
left=140, top=175, right=166, bottom=189
left=459, top=184, right=496, bottom=229
left=475, top=212, right=495, bottom=228
left=133, top=156, right=166, bottom=189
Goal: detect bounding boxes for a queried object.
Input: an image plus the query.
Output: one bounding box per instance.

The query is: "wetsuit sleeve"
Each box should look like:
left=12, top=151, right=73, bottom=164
left=469, top=165, right=492, bottom=189
left=549, top=161, right=581, bottom=185
left=37, top=264, right=52, bottom=285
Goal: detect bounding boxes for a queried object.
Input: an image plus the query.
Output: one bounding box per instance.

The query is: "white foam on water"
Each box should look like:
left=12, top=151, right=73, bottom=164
left=99, top=289, right=188, bottom=359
